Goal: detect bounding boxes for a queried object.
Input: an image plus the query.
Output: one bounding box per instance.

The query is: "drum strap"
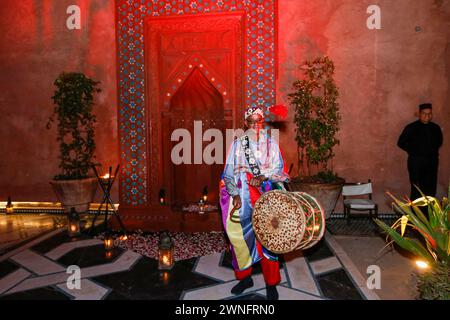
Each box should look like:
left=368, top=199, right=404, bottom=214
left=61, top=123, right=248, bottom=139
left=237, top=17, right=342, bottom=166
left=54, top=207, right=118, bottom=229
left=240, top=135, right=261, bottom=177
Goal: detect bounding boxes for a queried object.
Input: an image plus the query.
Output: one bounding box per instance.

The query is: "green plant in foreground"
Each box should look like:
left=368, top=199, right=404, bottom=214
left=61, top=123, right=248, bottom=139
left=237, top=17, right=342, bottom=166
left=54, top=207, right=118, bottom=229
left=374, top=187, right=450, bottom=299
left=375, top=188, right=450, bottom=266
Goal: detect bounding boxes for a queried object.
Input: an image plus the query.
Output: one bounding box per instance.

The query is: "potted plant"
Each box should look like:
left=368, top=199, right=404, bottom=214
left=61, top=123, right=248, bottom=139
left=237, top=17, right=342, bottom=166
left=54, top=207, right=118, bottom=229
left=47, top=72, right=101, bottom=214
left=374, top=188, right=450, bottom=300
left=287, top=56, right=345, bottom=219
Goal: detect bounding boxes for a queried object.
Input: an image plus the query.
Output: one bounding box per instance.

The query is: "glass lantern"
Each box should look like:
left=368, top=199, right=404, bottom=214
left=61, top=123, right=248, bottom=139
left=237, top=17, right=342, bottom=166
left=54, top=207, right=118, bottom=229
left=198, top=199, right=205, bottom=214
left=159, top=189, right=166, bottom=205
left=67, top=207, right=81, bottom=237
left=202, top=186, right=208, bottom=202
left=104, top=233, right=114, bottom=251
left=158, top=232, right=174, bottom=270
left=5, top=196, right=13, bottom=214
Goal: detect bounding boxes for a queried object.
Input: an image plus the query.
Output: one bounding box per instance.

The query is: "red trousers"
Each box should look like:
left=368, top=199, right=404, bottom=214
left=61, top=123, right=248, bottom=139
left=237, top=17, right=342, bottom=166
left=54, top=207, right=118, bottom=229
left=234, top=241, right=280, bottom=286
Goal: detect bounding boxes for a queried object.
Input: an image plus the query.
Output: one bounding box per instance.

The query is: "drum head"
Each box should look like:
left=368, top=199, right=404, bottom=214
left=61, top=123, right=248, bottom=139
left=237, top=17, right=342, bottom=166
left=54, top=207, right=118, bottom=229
left=252, top=190, right=306, bottom=254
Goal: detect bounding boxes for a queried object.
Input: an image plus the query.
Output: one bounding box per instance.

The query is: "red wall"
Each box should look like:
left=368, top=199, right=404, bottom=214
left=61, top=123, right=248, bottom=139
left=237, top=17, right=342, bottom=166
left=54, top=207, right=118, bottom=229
left=277, top=0, right=450, bottom=211
left=0, top=0, right=449, bottom=212
left=0, top=0, right=119, bottom=202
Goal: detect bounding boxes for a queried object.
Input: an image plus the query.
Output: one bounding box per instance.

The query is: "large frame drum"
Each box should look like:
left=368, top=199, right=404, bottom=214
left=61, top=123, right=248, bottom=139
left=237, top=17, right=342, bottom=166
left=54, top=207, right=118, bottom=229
left=252, top=190, right=325, bottom=254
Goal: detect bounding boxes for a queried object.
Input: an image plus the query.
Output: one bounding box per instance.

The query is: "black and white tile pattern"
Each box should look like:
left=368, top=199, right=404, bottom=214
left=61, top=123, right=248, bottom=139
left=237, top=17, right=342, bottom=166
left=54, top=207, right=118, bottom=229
left=0, top=228, right=379, bottom=300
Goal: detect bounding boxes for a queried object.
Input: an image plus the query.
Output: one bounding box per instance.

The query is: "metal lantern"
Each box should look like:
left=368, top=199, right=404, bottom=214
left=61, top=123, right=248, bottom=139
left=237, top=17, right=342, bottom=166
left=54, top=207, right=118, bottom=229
left=159, top=189, right=166, bottom=205
left=67, top=207, right=81, bottom=237
left=202, top=186, right=208, bottom=202
left=104, top=233, right=114, bottom=251
left=158, top=232, right=174, bottom=270
left=198, top=199, right=205, bottom=214
left=5, top=196, right=13, bottom=214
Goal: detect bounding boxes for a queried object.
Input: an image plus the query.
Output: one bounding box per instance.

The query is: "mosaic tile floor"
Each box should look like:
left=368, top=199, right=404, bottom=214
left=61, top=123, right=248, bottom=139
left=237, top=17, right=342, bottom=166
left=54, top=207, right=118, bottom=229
left=0, top=227, right=379, bottom=300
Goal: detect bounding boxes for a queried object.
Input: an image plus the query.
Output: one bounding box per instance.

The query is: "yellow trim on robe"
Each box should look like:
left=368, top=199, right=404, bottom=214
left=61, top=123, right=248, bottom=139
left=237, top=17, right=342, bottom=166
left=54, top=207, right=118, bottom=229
left=226, top=205, right=252, bottom=270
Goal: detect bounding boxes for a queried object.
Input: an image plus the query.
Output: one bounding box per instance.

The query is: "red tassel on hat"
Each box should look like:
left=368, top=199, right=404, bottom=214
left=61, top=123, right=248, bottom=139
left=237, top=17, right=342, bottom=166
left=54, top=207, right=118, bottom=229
left=269, top=104, right=288, bottom=120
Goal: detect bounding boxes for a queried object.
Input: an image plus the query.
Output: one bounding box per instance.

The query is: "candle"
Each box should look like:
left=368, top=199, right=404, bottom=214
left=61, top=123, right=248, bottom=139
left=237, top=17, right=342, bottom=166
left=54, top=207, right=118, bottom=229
left=104, top=236, right=114, bottom=251
left=159, top=189, right=166, bottom=205
left=199, top=199, right=205, bottom=214
left=5, top=196, right=13, bottom=214
left=202, top=186, right=208, bottom=202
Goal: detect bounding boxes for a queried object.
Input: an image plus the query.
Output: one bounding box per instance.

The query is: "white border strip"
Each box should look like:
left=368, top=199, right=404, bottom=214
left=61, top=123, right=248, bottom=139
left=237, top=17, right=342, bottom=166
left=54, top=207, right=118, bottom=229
left=325, top=231, right=380, bottom=300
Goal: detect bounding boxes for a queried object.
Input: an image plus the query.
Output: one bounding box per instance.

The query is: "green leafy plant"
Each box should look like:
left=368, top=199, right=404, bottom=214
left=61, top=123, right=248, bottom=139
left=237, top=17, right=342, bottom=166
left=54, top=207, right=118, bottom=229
left=374, top=187, right=450, bottom=299
left=287, top=56, right=341, bottom=182
left=47, top=72, right=101, bottom=180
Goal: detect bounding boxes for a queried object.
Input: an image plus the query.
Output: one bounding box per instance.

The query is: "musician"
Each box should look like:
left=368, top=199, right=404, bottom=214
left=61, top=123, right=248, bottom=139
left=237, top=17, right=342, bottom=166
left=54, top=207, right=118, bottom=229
left=219, top=106, right=290, bottom=300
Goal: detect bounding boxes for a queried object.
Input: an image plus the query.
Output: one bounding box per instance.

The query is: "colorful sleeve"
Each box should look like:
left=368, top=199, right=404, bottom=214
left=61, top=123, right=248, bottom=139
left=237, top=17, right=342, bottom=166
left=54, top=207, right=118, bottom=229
left=223, top=139, right=239, bottom=197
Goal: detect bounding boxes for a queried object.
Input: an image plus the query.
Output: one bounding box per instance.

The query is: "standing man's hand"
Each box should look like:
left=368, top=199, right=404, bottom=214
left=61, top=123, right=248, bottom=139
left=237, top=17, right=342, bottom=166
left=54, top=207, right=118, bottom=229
left=232, top=195, right=242, bottom=210
left=249, top=175, right=267, bottom=187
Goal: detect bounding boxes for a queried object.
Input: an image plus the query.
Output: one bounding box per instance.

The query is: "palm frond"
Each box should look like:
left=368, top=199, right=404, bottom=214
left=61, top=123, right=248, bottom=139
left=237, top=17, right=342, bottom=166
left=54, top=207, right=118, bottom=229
left=374, top=219, right=435, bottom=263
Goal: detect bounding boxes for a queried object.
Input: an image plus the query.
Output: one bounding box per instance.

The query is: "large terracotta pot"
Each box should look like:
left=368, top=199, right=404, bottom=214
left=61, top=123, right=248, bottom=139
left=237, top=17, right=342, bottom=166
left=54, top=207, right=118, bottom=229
left=50, top=177, right=98, bottom=213
left=287, top=177, right=345, bottom=219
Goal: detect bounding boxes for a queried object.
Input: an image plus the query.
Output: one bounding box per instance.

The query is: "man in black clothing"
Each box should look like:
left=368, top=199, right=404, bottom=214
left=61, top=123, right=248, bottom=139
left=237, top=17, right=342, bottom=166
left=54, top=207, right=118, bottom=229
left=397, top=103, right=443, bottom=201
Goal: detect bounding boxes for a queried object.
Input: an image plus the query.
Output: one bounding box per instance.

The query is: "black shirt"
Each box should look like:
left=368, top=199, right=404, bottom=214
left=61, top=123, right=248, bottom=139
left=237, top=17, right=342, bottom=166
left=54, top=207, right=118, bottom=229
left=397, top=120, right=443, bottom=157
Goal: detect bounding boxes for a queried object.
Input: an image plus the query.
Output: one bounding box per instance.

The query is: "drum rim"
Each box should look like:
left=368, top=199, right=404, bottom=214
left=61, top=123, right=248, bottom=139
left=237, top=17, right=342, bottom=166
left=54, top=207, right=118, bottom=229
left=294, top=191, right=326, bottom=250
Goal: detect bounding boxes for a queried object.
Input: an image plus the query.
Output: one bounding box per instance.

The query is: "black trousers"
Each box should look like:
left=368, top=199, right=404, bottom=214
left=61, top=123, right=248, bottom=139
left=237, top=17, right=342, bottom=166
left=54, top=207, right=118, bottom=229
left=407, top=155, right=438, bottom=200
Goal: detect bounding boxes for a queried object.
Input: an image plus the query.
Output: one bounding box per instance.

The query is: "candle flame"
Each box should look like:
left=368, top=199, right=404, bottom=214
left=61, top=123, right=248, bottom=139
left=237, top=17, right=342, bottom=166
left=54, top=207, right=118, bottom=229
left=162, top=255, right=169, bottom=264
left=105, top=238, right=113, bottom=248
left=102, top=173, right=110, bottom=179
